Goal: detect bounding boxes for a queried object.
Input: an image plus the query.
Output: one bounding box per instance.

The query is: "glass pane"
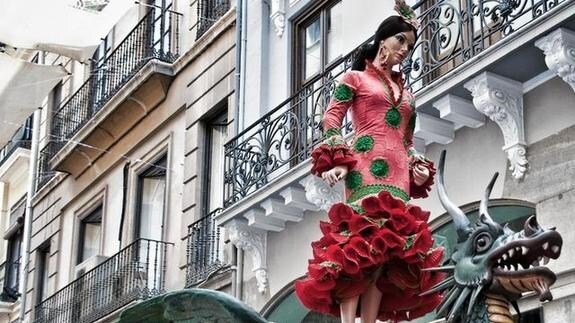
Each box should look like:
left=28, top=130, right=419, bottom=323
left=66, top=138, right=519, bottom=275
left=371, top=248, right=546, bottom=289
left=326, top=2, right=343, bottom=64
left=139, top=176, right=166, bottom=241
left=209, top=121, right=228, bottom=211
left=304, top=18, right=321, bottom=79
left=81, top=222, right=101, bottom=261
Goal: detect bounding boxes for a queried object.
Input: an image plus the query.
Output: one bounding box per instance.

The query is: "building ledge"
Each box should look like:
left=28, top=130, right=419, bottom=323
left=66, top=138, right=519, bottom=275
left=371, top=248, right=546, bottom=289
left=0, top=148, right=29, bottom=184
left=49, top=59, right=175, bottom=176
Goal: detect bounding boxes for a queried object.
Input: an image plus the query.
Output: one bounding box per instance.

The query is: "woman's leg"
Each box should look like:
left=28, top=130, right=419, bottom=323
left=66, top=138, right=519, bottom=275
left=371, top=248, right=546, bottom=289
left=360, top=283, right=383, bottom=323
left=340, top=295, right=360, bottom=323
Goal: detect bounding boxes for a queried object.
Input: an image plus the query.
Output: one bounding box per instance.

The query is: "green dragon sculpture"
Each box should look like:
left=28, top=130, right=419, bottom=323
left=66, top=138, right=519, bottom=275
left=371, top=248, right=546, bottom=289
left=421, top=151, right=563, bottom=323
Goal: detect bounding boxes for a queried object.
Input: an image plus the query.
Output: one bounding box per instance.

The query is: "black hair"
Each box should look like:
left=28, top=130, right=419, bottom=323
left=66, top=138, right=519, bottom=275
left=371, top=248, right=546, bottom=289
left=351, top=16, right=418, bottom=71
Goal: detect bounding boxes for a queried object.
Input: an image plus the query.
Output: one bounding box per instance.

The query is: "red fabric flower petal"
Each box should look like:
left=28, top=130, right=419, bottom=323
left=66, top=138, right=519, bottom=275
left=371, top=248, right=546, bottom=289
left=310, top=143, right=357, bottom=176
left=328, top=203, right=354, bottom=226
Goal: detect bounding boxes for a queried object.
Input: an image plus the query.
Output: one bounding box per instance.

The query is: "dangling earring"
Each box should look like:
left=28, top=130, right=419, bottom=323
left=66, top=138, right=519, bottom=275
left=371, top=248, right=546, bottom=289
left=378, top=43, right=389, bottom=68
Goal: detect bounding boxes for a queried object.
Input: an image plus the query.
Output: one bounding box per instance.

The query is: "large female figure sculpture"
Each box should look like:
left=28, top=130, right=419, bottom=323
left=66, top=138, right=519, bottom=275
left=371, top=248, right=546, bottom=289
left=295, top=2, right=444, bottom=322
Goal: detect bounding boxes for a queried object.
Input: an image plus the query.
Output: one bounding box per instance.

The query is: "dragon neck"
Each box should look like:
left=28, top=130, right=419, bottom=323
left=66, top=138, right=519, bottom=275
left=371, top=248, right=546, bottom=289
left=484, top=293, right=513, bottom=323
left=467, top=293, right=513, bottom=323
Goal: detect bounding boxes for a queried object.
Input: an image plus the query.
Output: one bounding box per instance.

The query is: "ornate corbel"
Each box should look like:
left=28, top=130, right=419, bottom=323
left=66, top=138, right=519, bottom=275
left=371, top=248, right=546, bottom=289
left=226, top=219, right=268, bottom=293
left=535, top=28, right=575, bottom=92
left=464, top=72, right=527, bottom=179
left=299, top=175, right=343, bottom=211
left=270, top=0, right=285, bottom=37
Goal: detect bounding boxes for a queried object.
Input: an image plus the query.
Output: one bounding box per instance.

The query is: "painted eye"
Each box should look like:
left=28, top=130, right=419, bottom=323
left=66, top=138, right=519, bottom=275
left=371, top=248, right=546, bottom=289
left=475, top=232, right=493, bottom=253
left=395, top=34, right=405, bottom=43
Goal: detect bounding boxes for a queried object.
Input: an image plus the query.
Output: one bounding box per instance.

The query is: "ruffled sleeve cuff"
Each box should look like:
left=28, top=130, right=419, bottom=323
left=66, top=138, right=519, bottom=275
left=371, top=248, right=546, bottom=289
left=310, top=132, right=357, bottom=176
left=409, top=158, right=436, bottom=199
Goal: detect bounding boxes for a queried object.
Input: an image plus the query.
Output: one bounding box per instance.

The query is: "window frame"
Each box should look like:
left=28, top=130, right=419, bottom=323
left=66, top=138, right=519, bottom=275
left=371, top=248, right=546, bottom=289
left=35, top=243, right=51, bottom=305
left=292, top=0, right=343, bottom=92
left=76, top=205, right=103, bottom=265
left=134, top=154, right=168, bottom=241
left=202, top=109, right=230, bottom=215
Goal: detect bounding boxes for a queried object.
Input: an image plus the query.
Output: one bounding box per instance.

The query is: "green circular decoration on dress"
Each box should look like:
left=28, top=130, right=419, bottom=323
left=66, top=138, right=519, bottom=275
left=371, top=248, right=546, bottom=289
left=345, top=171, right=362, bottom=190
left=385, top=107, right=402, bottom=128
left=354, top=135, right=374, bottom=153
left=332, top=83, right=353, bottom=102
left=370, top=159, right=389, bottom=179
left=325, top=128, right=341, bottom=138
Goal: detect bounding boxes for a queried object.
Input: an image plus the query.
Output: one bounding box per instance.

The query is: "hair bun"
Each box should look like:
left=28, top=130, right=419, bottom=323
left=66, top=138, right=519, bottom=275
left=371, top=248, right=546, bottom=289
left=352, top=43, right=378, bottom=71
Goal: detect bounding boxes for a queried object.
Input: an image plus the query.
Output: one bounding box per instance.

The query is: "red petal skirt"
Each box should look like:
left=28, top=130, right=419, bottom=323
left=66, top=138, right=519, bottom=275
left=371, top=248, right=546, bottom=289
left=295, top=191, right=445, bottom=322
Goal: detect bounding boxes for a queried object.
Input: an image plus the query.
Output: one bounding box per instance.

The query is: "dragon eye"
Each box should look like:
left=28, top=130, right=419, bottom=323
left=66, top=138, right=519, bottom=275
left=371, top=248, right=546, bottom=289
left=475, top=232, right=493, bottom=253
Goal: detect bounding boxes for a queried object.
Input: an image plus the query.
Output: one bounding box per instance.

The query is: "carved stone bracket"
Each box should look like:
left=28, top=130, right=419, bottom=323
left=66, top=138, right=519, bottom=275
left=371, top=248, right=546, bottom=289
left=226, top=219, right=268, bottom=293
left=535, top=28, right=575, bottom=92
left=299, top=175, right=343, bottom=211
left=270, top=0, right=285, bottom=37
left=464, top=72, right=527, bottom=179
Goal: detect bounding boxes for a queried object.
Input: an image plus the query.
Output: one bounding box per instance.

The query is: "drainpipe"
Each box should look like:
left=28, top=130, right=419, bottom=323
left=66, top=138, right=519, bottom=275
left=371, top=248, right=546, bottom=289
left=236, top=248, right=244, bottom=300
left=234, top=0, right=248, bottom=135
left=19, top=108, right=41, bottom=322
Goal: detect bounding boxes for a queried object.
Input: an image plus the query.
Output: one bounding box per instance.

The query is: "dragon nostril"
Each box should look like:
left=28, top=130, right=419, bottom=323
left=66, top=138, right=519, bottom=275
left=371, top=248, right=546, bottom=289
left=524, top=215, right=540, bottom=236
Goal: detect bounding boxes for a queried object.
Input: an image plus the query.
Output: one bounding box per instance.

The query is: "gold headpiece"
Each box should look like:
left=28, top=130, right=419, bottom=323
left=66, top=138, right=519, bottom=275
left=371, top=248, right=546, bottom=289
left=394, top=0, right=420, bottom=29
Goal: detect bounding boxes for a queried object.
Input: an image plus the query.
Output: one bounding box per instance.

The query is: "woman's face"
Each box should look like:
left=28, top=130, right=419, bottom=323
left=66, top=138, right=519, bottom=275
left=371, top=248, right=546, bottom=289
left=379, top=30, right=416, bottom=66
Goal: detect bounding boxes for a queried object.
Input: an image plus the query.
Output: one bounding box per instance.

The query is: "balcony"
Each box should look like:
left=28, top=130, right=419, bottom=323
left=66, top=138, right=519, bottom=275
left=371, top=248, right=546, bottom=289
left=221, top=0, right=573, bottom=210
left=0, top=115, right=32, bottom=177
left=196, top=0, right=231, bottom=40
left=33, top=239, right=172, bottom=323
left=185, top=209, right=228, bottom=287
left=36, top=7, right=181, bottom=190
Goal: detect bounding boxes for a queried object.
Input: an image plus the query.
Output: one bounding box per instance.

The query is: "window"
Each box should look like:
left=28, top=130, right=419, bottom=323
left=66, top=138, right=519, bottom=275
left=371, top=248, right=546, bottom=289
left=77, top=205, right=103, bottom=264
left=294, top=0, right=343, bottom=89
left=136, top=155, right=167, bottom=241
left=1, top=230, right=22, bottom=302
left=204, top=111, right=228, bottom=213
left=36, top=244, right=50, bottom=304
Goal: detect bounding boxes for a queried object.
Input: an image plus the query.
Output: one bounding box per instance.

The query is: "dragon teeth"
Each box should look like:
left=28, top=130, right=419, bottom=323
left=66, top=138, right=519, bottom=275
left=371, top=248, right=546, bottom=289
left=532, top=259, right=540, bottom=267
left=508, top=249, right=515, bottom=257
left=552, top=245, right=560, bottom=254
left=502, top=254, right=508, bottom=261
left=543, top=256, right=550, bottom=265
left=543, top=242, right=549, bottom=250
left=522, top=246, right=529, bottom=255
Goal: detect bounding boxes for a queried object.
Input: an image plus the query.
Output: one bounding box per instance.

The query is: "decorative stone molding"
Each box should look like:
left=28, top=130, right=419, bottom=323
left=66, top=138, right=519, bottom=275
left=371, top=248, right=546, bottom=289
left=433, top=94, right=485, bottom=130
left=535, top=28, right=575, bottom=92
left=464, top=72, right=527, bottom=179
left=413, top=137, right=427, bottom=155
left=226, top=219, right=268, bottom=293
left=299, top=175, right=343, bottom=211
left=414, top=113, right=455, bottom=145
left=270, top=0, right=285, bottom=37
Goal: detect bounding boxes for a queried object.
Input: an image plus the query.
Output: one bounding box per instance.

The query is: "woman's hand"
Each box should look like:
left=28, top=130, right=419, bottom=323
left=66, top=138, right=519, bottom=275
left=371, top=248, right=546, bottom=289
left=321, top=165, right=348, bottom=186
left=412, top=163, right=430, bottom=186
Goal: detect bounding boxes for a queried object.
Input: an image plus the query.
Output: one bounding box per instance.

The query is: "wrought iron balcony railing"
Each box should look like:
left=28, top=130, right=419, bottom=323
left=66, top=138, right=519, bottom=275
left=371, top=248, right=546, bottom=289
left=185, top=208, right=227, bottom=287
left=196, top=0, right=231, bottom=40
left=33, top=239, right=172, bottom=323
left=35, top=7, right=181, bottom=191
left=0, top=115, right=33, bottom=169
left=223, top=0, right=566, bottom=208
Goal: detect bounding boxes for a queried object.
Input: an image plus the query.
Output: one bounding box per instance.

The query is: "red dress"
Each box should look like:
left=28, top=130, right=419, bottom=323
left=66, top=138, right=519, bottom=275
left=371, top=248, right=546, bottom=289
left=295, top=62, right=444, bottom=322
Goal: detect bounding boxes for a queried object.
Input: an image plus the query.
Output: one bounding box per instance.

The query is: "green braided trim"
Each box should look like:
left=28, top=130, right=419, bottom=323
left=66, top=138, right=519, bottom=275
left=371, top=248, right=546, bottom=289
left=347, top=184, right=410, bottom=204
left=347, top=203, right=365, bottom=214
left=325, top=135, right=346, bottom=146
left=332, top=83, right=354, bottom=102
left=324, top=128, right=341, bottom=138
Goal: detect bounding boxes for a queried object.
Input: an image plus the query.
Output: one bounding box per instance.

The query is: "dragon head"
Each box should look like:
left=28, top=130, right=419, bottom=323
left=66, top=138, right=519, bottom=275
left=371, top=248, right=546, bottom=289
left=421, top=151, right=563, bottom=322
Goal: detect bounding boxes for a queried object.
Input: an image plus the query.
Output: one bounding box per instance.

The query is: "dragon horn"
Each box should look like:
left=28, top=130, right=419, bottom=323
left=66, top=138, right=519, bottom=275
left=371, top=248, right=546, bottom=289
left=438, top=150, right=471, bottom=242
left=479, top=172, right=499, bottom=225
